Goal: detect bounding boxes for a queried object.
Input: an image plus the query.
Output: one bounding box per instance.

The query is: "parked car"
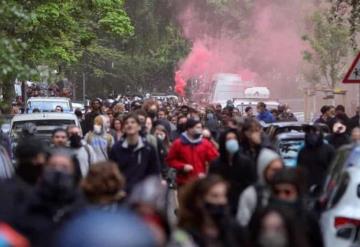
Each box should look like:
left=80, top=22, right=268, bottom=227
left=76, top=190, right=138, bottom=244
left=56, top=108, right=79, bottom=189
left=320, top=145, right=360, bottom=247
left=27, top=97, right=72, bottom=113
left=265, top=122, right=305, bottom=141
left=10, top=112, right=80, bottom=153
left=275, top=131, right=305, bottom=167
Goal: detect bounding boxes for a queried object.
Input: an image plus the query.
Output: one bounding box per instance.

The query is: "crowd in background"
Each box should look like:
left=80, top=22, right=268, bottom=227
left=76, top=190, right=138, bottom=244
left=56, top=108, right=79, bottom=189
left=0, top=97, right=359, bottom=246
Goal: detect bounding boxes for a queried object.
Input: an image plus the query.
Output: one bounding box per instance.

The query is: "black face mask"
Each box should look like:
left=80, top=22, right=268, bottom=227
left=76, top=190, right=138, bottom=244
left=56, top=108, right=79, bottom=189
left=305, top=132, right=322, bottom=148
left=204, top=202, right=227, bottom=224
left=69, top=134, right=82, bottom=148
left=16, top=161, right=43, bottom=186
left=148, top=111, right=157, bottom=119
left=39, top=169, right=76, bottom=203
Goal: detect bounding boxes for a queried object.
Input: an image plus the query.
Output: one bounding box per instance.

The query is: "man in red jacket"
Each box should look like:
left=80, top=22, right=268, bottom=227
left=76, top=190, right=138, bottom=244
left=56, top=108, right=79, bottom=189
left=166, top=118, right=219, bottom=186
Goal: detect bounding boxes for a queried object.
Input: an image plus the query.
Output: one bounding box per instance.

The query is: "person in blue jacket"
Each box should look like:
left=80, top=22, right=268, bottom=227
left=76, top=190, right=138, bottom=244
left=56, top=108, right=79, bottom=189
left=256, top=102, right=276, bottom=123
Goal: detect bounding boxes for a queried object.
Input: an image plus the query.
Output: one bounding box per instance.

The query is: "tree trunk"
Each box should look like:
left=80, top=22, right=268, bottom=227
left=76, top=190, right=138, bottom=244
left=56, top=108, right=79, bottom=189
left=1, top=76, right=15, bottom=114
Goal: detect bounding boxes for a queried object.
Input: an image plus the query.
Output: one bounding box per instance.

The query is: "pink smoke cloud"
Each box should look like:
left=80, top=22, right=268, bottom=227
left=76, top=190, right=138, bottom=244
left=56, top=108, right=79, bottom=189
left=175, top=0, right=315, bottom=99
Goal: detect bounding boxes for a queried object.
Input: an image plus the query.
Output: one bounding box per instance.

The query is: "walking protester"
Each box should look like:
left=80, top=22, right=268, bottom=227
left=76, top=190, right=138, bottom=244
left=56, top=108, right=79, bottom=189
left=351, top=127, right=360, bottom=143
left=51, top=128, right=68, bottom=148
left=248, top=206, right=310, bottom=247
left=269, top=168, right=324, bottom=247
left=297, top=125, right=335, bottom=191
left=326, top=105, right=336, bottom=130
left=67, top=125, right=97, bottom=177
left=17, top=148, right=85, bottom=246
left=166, top=118, right=219, bottom=187
left=210, top=129, right=256, bottom=215
left=128, top=176, right=171, bottom=247
left=325, top=121, right=351, bottom=149
left=244, top=106, right=254, bottom=119
left=240, top=119, right=264, bottom=163
left=334, top=105, right=350, bottom=130
left=169, top=176, right=245, bottom=247
left=0, top=138, right=47, bottom=227
left=109, top=113, right=160, bottom=193
left=135, top=109, right=159, bottom=152
left=153, top=121, right=172, bottom=177
left=85, top=115, right=114, bottom=162
left=256, top=102, right=275, bottom=123
left=81, top=161, right=126, bottom=211
left=349, top=106, right=360, bottom=130
left=74, top=108, right=85, bottom=133
left=277, top=104, right=297, bottom=122
left=113, top=103, right=126, bottom=118
left=83, top=98, right=103, bottom=134
left=236, top=148, right=284, bottom=226
left=110, top=117, right=124, bottom=143
left=315, top=105, right=330, bottom=124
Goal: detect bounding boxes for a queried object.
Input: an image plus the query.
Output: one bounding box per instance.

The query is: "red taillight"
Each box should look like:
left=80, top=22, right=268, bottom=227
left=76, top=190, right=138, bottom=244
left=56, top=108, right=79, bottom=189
left=335, top=217, right=360, bottom=228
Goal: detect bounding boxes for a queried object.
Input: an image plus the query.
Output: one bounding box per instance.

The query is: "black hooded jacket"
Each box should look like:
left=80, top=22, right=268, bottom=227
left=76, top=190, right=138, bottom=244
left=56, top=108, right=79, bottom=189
left=210, top=152, right=256, bottom=214
left=297, top=139, right=335, bottom=189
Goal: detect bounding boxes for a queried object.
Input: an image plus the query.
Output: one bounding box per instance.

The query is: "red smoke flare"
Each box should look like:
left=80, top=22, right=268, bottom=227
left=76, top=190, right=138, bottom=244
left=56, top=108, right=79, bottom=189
left=175, top=71, right=186, bottom=96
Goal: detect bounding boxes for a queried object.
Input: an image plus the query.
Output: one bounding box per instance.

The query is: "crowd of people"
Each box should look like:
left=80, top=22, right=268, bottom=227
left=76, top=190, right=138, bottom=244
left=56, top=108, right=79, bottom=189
left=0, top=97, right=359, bottom=247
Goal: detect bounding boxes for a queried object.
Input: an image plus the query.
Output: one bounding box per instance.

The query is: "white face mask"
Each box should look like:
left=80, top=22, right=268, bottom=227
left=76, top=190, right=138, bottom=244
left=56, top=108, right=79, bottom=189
left=94, top=125, right=102, bottom=134
left=157, top=133, right=166, bottom=141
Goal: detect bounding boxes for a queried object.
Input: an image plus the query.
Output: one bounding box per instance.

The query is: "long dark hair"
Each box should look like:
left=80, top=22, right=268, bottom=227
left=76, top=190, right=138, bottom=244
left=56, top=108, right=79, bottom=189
left=218, top=128, right=241, bottom=164
left=248, top=206, right=310, bottom=247
left=178, top=175, right=228, bottom=231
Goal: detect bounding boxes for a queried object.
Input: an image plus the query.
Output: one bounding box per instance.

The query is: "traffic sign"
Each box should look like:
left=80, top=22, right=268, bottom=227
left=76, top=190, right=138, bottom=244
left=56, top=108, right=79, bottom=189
left=343, top=52, right=360, bottom=83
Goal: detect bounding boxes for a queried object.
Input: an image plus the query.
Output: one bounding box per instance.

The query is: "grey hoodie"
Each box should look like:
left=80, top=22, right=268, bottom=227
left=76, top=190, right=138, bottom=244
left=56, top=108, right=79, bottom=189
left=236, top=148, right=281, bottom=226
left=72, top=141, right=98, bottom=177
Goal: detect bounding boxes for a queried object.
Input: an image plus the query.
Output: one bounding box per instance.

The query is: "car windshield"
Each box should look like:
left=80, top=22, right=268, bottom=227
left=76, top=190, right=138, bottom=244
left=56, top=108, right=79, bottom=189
left=279, top=138, right=304, bottom=159
left=29, top=101, right=70, bottom=112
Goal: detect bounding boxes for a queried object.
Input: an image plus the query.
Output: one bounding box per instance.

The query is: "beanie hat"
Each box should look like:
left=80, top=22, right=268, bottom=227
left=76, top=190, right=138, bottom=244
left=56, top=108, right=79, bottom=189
left=154, top=119, right=171, bottom=136
left=271, top=168, right=306, bottom=196
left=186, top=118, right=201, bottom=130
left=257, top=148, right=281, bottom=184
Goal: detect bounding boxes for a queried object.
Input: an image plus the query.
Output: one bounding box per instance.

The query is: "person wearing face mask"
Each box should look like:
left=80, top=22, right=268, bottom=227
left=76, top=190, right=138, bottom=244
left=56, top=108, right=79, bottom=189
left=84, top=115, right=114, bottom=162
left=67, top=125, right=97, bottom=177
left=236, top=148, right=284, bottom=226
left=166, top=119, right=219, bottom=187
left=0, top=138, right=47, bottom=228
left=204, top=110, right=220, bottom=140
left=169, top=176, right=245, bottom=247
left=269, top=168, right=324, bottom=247
left=210, top=129, right=256, bottom=215
left=171, top=115, right=188, bottom=141
left=325, top=121, right=351, bottom=149
left=18, top=148, right=85, bottom=246
left=297, top=125, right=335, bottom=191
left=153, top=122, right=172, bottom=177
left=249, top=206, right=310, bottom=247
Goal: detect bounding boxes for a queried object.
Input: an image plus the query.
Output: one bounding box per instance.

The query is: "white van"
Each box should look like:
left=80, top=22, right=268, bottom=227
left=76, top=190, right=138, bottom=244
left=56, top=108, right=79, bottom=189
left=210, top=73, right=249, bottom=104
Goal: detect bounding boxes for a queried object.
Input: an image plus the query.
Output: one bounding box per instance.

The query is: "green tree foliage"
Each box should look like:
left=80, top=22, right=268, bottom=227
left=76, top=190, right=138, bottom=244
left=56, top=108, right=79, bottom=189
left=68, top=0, right=189, bottom=98
left=303, top=9, right=351, bottom=89
left=0, top=0, right=133, bottom=104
